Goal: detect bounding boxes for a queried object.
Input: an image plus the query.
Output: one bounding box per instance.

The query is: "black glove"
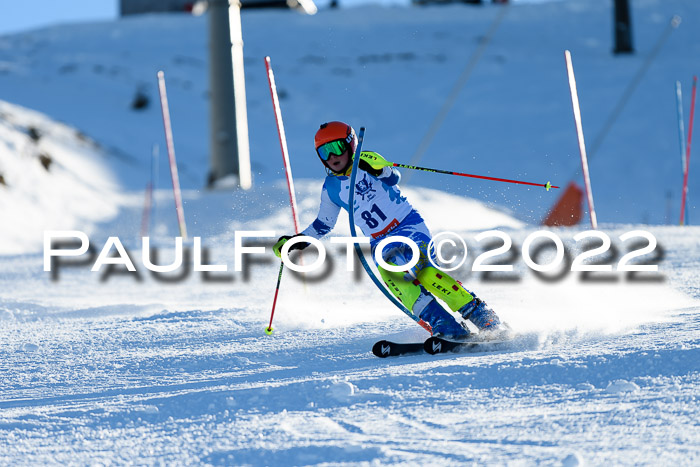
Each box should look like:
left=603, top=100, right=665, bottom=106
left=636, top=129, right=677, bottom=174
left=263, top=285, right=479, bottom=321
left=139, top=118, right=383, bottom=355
left=359, top=159, right=383, bottom=177
left=273, top=234, right=310, bottom=258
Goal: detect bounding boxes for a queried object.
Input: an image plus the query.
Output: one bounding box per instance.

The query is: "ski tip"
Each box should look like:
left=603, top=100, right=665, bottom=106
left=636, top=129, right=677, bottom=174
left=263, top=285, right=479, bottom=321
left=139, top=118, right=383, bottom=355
left=423, top=336, right=442, bottom=355
left=371, top=340, right=392, bottom=358
left=264, top=327, right=274, bottom=336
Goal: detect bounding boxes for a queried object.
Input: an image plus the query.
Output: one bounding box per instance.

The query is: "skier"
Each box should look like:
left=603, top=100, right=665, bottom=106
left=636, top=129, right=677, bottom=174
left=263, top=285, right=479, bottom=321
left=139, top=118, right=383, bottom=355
left=273, top=121, right=503, bottom=340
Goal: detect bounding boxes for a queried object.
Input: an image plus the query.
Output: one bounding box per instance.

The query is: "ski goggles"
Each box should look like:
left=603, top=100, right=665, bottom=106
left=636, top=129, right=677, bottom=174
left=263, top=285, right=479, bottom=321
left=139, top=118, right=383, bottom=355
left=316, top=139, right=348, bottom=161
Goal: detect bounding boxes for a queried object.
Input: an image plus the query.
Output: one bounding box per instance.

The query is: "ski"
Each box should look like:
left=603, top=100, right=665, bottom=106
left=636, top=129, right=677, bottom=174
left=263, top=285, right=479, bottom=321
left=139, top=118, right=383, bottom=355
left=423, top=336, right=509, bottom=355
left=372, top=336, right=511, bottom=358
left=372, top=340, right=425, bottom=358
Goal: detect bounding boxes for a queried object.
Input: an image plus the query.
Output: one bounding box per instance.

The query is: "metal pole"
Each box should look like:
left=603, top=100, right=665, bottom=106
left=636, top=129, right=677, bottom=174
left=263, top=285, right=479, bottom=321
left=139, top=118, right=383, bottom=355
left=613, top=0, right=634, bottom=54
left=207, top=0, right=251, bottom=189
left=228, top=0, right=251, bottom=189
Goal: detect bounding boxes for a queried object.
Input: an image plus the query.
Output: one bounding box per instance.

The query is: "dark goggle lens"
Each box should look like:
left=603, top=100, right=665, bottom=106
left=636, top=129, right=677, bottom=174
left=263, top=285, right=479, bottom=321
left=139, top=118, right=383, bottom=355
left=317, top=140, right=347, bottom=161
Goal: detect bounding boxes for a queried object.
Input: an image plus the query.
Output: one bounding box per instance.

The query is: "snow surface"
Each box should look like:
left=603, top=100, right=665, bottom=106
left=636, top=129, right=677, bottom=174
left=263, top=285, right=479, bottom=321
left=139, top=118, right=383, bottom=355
left=1, top=0, right=700, bottom=465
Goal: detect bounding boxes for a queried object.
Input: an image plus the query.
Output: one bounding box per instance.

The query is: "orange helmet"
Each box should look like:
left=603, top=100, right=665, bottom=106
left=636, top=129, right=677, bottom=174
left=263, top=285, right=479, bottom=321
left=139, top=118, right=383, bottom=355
left=314, top=121, right=358, bottom=162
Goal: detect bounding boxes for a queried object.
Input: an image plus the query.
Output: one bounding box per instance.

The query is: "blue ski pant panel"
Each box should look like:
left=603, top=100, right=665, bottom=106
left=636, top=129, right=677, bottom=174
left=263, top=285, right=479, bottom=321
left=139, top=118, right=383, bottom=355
left=370, top=210, right=435, bottom=279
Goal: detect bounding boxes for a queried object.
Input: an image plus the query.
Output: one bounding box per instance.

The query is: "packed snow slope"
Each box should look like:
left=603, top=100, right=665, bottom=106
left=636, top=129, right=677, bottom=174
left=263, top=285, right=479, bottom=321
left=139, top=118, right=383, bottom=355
left=0, top=0, right=698, bottom=226
left=1, top=0, right=700, bottom=465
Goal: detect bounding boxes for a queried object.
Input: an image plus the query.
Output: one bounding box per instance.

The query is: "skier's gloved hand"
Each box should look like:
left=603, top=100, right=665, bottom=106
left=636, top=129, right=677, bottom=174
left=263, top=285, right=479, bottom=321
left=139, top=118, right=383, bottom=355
left=359, top=151, right=393, bottom=177
left=359, top=159, right=383, bottom=176
left=273, top=234, right=310, bottom=258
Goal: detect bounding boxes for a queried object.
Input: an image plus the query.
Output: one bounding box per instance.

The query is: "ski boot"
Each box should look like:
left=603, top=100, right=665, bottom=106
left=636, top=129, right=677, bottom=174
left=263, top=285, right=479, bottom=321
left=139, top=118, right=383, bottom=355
left=458, top=295, right=502, bottom=332
left=419, top=299, right=470, bottom=341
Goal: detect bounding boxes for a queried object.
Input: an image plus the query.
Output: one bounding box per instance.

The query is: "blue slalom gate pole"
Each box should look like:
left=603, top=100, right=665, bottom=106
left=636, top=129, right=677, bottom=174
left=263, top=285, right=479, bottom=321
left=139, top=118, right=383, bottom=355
left=347, top=127, right=432, bottom=334
left=676, top=81, right=688, bottom=224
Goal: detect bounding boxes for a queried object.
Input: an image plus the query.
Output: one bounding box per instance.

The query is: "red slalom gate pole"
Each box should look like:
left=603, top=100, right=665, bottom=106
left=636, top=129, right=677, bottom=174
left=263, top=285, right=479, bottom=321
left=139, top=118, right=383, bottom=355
left=157, top=70, right=188, bottom=239
left=681, top=75, right=697, bottom=225
left=263, top=56, right=305, bottom=335
left=265, top=56, right=301, bottom=233
left=565, top=50, right=598, bottom=229
left=140, top=181, right=153, bottom=238
left=393, top=163, right=559, bottom=190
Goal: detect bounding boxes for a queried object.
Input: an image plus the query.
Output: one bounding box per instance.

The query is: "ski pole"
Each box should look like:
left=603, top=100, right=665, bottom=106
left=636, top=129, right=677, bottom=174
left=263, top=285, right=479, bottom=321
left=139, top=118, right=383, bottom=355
left=265, top=261, right=285, bottom=335
left=392, top=162, right=559, bottom=191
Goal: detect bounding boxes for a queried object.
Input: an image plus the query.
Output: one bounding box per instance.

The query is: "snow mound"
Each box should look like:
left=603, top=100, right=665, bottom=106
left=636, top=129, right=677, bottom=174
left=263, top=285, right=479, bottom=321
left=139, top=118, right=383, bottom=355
left=327, top=381, right=357, bottom=402
left=562, top=453, right=585, bottom=467
left=606, top=379, right=641, bottom=394
left=0, top=100, right=121, bottom=254
left=21, top=342, right=39, bottom=352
